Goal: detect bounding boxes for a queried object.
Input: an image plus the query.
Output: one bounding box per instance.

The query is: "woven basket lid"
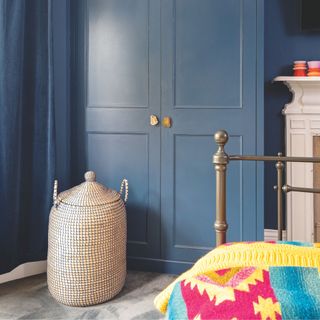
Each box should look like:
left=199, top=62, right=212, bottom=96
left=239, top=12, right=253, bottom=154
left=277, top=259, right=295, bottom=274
left=57, top=171, right=121, bottom=207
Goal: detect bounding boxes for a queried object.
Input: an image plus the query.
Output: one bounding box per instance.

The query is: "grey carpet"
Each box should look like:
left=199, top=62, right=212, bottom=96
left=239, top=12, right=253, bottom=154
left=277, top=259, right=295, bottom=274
left=0, top=271, right=176, bottom=320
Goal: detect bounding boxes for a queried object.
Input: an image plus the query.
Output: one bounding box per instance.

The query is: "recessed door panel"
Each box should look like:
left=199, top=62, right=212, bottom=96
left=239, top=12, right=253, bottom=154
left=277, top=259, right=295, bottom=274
left=88, top=133, right=149, bottom=244
left=173, top=135, right=242, bottom=253
left=88, top=0, right=149, bottom=107
left=174, top=0, right=241, bottom=107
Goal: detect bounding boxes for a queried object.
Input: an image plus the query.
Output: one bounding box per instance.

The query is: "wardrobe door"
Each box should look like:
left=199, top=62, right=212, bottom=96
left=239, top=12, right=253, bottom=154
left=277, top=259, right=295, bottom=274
left=161, top=0, right=261, bottom=263
left=83, top=0, right=161, bottom=259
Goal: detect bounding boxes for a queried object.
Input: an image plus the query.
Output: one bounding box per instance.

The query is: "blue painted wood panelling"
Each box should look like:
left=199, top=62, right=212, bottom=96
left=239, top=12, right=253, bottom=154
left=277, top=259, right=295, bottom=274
left=88, top=133, right=149, bottom=244
left=174, top=0, right=241, bottom=107
left=71, top=0, right=264, bottom=273
left=160, top=0, right=261, bottom=263
left=87, top=0, right=149, bottom=107
left=173, top=135, right=242, bottom=251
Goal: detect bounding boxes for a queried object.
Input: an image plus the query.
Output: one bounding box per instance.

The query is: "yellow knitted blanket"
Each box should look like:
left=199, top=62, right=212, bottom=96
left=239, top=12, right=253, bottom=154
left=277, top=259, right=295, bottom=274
left=154, top=242, right=320, bottom=314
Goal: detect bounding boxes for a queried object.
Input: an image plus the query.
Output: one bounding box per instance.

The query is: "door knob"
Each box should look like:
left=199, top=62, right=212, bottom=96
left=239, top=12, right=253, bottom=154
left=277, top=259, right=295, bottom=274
left=162, top=116, right=172, bottom=128
left=150, top=115, right=159, bottom=126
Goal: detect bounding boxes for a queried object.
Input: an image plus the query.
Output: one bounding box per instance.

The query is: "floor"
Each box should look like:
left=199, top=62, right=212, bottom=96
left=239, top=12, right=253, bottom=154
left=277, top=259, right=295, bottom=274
left=0, top=271, right=176, bottom=320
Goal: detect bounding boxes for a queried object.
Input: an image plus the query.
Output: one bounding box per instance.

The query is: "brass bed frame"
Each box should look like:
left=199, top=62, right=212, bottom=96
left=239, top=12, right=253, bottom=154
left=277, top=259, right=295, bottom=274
left=213, top=130, right=320, bottom=246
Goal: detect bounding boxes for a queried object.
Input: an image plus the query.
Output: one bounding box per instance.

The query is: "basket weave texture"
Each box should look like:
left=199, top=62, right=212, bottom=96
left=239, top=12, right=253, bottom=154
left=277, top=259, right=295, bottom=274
left=47, top=171, right=127, bottom=306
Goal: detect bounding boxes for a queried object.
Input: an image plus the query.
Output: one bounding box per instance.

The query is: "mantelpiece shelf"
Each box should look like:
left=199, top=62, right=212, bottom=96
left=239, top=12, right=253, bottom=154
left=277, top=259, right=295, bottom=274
left=274, top=76, right=320, bottom=82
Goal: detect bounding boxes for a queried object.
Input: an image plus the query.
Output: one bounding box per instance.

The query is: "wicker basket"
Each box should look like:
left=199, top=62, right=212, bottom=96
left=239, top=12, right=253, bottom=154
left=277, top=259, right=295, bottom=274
left=47, top=171, right=128, bottom=306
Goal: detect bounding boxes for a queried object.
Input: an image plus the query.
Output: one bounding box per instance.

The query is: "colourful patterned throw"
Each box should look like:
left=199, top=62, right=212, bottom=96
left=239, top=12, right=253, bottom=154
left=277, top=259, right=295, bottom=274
left=154, top=242, right=320, bottom=319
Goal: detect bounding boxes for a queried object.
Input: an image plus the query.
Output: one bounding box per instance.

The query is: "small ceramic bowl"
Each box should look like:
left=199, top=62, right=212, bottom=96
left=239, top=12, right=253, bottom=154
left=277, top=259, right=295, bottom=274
left=308, top=69, right=320, bottom=72
left=294, top=70, right=306, bottom=76
left=308, top=61, right=320, bottom=68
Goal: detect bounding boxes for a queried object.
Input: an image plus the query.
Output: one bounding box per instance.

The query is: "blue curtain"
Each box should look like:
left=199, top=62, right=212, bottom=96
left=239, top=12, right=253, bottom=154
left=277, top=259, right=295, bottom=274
left=0, top=0, right=55, bottom=274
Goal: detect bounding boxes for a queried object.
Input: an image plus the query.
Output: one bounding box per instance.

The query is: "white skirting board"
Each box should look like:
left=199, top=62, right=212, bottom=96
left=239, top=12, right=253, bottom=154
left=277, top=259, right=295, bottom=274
left=0, top=260, right=47, bottom=284
left=264, top=229, right=287, bottom=242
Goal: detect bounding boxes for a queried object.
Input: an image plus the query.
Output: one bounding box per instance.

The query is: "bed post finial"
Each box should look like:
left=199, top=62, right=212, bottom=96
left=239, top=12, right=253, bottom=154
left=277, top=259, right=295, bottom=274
left=213, top=130, right=229, bottom=247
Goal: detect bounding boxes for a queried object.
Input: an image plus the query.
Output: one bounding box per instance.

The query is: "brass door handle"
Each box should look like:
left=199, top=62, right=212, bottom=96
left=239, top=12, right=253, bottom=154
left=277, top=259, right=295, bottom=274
left=162, top=116, right=172, bottom=128
left=150, top=115, right=159, bottom=126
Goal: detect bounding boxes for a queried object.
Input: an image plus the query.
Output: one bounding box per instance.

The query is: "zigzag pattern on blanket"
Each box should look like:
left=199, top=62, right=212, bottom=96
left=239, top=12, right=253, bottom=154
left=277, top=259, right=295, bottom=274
left=166, top=266, right=320, bottom=320
left=154, top=241, right=320, bottom=315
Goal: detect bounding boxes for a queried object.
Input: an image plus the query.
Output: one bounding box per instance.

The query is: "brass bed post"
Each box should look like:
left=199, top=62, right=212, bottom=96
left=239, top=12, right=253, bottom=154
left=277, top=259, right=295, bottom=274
left=275, top=153, right=284, bottom=241
left=213, top=130, right=229, bottom=246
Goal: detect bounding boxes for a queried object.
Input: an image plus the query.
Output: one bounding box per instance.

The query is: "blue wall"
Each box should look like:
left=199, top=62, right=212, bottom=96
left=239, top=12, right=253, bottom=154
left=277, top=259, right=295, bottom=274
left=52, top=0, right=71, bottom=190
left=264, top=0, right=320, bottom=228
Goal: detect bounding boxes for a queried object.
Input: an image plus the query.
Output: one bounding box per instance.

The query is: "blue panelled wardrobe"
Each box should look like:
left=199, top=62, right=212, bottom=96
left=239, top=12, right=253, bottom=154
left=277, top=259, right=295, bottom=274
left=71, top=0, right=264, bottom=273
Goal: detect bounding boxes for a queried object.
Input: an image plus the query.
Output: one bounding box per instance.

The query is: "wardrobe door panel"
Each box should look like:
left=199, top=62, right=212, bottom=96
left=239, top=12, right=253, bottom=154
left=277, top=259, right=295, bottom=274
left=84, top=0, right=161, bottom=259
left=161, top=0, right=260, bottom=262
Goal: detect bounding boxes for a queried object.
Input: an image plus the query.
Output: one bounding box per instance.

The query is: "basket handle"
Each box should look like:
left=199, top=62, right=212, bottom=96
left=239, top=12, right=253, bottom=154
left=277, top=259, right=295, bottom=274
left=119, top=179, right=129, bottom=203
left=53, top=180, right=60, bottom=208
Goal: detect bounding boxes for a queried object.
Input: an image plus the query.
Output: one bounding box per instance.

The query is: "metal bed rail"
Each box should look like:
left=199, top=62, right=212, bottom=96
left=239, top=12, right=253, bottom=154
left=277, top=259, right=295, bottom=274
left=213, top=130, right=320, bottom=247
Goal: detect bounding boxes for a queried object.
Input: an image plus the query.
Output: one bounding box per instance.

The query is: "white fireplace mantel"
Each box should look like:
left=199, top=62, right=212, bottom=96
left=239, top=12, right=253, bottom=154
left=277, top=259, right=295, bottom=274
left=274, top=76, right=320, bottom=242
left=275, top=76, right=320, bottom=115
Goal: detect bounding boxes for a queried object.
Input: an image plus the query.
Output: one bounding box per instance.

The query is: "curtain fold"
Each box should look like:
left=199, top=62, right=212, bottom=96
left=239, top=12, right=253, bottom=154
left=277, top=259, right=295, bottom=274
left=0, top=0, right=55, bottom=274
